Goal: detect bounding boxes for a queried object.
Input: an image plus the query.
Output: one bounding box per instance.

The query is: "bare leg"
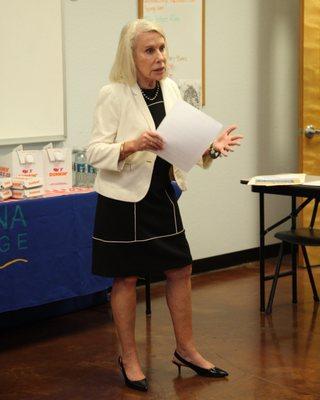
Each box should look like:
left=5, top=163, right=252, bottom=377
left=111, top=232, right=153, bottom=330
left=164, top=265, right=214, bottom=368
left=111, top=276, right=145, bottom=380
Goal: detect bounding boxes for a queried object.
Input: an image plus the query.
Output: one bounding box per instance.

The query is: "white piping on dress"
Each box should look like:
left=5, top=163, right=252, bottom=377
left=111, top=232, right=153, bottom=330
left=93, top=228, right=185, bottom=244
left=134, top=202, right=137, bottom=241
left=165, top=190, right=178, bottom=233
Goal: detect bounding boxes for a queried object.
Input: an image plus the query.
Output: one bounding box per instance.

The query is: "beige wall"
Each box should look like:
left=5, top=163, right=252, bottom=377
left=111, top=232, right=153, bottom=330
left=0, top=0, right=299, bottom=260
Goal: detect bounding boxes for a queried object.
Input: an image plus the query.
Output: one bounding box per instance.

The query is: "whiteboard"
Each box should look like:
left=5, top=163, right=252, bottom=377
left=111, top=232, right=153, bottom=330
left=139, top=0, right=204, bottom=107
left=0, top=0, right=65, bottom=145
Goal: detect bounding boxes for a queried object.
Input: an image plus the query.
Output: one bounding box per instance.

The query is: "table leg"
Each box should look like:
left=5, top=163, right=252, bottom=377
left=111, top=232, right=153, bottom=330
left=291, top=196, right=297, bottom=303
left=259, top=192, right=265, bottom=312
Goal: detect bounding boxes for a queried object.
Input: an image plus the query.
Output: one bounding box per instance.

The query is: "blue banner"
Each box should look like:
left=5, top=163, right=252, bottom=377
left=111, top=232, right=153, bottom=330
left=0, top=192, right=112, bottom=313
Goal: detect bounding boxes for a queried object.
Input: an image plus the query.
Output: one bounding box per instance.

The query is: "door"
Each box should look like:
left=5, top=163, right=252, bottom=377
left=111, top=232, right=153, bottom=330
left=300, top=0, right=320, bottom=265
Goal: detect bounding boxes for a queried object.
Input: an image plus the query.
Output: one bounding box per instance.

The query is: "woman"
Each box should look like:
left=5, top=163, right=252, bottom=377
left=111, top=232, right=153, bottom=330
left=87, top=19, right=243, bottom=392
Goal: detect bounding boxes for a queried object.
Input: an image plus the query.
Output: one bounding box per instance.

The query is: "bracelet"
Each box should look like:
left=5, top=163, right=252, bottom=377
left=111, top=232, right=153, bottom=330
left=209, top=142, right=220, bottom=159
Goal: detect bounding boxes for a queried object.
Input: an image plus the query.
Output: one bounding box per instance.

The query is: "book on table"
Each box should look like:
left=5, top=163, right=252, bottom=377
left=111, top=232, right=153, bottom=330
left=247, top=174, right=306, bottom=186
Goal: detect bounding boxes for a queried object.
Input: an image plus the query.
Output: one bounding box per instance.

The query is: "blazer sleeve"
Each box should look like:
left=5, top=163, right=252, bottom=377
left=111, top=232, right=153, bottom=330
left=86, top=85, right=126, bottom=172
left=197, top=153, right=213, bottom=169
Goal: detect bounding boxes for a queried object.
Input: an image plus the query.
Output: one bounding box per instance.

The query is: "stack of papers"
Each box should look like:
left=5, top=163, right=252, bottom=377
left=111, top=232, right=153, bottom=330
left=302, top=180, right=320, bottom=186
left=248, top=174, right=306, bottom=186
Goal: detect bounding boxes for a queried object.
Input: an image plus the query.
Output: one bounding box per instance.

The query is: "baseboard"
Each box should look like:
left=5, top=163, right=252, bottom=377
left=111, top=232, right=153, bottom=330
left=192, top=243, right=289, bottom=275
left=140, top=243, right=289, bottom=284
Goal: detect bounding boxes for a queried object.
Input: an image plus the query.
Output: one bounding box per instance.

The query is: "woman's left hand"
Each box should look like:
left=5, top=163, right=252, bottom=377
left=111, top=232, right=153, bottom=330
left=212, top=125, right=244, bottom=157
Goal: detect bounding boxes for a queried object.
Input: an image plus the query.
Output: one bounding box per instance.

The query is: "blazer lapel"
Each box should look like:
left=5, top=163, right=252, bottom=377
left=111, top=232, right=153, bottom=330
left=131, top=83, right=155, bottom=131
left=131, top=79, right=177, bottom=130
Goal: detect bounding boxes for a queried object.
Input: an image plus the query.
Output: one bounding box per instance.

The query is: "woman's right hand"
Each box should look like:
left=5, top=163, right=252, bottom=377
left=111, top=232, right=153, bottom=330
left=133, top=131, right=164, bottom=152
left=119, top=131, right=164, bottom=161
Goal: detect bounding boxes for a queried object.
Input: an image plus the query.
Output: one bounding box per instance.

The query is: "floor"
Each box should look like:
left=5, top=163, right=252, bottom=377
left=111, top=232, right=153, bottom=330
left=1, top=259, right=319, bottom=400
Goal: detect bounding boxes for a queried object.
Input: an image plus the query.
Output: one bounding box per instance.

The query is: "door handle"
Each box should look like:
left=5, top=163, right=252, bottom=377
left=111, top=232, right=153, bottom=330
left=305, top=125, right=320, bottom=139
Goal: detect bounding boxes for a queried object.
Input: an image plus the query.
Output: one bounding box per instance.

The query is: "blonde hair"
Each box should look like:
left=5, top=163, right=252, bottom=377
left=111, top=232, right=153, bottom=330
left=109, top=19, right=169, bottom=86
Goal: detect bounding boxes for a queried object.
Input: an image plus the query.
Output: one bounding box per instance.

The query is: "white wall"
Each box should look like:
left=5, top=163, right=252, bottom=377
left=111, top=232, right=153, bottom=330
left=0, top=0, right=299, bottom=260
left=62, top=0, right=137, bottom=150
left=180, top=0, right=299, bottom=259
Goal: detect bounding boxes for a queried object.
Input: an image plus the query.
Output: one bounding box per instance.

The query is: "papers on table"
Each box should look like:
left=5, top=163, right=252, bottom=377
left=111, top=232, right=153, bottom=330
left=302, top=180, right=320, bottom=187
left=155, top=100, right=223, bottom=172
left=248, top=173, right=306, bottom=186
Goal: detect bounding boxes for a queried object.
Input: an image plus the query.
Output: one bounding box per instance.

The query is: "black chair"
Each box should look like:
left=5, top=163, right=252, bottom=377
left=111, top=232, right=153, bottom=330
left=144, top=181, right=182, bottom=316
left=266, top=198, right=320, bottom=314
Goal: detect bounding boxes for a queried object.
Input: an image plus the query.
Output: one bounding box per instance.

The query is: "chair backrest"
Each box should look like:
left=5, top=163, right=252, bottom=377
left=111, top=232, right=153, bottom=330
left=309, top=197, right=320, bottom=229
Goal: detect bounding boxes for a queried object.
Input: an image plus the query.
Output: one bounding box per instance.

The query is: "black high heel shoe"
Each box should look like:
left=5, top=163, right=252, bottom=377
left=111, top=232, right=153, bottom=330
left=118, top=356, right=148, bottom=392
left=172, top=351, right=229, bottom=378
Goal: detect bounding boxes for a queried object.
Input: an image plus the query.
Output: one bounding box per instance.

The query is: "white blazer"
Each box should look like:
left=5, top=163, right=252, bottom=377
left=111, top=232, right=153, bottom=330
left=86, top=78, right=212, bottom=202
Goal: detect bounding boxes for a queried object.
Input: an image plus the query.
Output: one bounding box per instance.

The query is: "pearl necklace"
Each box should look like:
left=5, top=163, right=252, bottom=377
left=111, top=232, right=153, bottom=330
left=140, top=82, right=160, bottom=101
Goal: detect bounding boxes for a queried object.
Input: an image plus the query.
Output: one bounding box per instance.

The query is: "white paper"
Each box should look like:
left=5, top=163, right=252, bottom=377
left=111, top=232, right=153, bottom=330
left=248, top=173, right=306, bottom=186
left=303, top=180, right=320, bottom=186
left=155, top=100, right=222, bottom=172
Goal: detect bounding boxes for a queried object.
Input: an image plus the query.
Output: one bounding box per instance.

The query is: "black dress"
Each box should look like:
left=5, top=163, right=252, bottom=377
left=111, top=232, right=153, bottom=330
left=92, top=84, right=192, bottom=277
